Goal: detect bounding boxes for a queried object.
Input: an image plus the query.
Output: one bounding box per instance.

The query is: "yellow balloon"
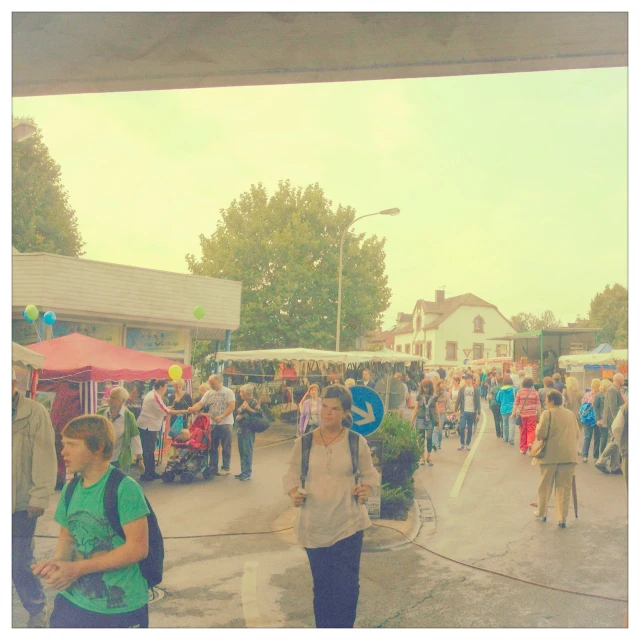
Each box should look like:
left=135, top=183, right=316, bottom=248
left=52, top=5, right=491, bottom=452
left=168, top=364, right=183, bottom=381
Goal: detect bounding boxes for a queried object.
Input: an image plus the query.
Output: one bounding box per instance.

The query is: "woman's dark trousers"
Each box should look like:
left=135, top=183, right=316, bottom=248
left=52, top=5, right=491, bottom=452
left=304, top=530, right=364, bottom=628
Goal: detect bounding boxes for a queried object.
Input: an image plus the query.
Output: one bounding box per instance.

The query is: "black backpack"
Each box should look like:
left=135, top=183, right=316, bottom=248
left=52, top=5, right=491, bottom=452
left=64, top=467, right=164, bottom=588
left=300, top=429, right=360, bottom=489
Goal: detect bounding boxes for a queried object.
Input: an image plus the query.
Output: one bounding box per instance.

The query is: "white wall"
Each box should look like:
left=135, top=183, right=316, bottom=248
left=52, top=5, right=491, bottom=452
left=433, top=305, right=513, bottom=366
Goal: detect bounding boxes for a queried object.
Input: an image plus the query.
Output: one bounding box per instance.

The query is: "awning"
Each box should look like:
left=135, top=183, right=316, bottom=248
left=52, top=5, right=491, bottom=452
left=12, top=342, right=45, bottom=370
left=559, top=349, right=628, bottom=368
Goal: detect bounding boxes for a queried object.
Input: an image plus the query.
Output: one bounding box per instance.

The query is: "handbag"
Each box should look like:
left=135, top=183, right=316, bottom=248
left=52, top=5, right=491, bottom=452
left=168, top=414, right=184, bottom=439
left=530, top=413, right=552, bottom=459
left=515, top=387, right=534, bottom=426
left=247, top=405, right=271, bottom=433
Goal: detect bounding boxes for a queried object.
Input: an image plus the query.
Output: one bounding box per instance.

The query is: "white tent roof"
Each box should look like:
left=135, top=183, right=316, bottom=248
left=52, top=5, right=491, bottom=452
left=12, top=342, right=45, bottom=370
left=559, top=349, right=628, bottom=368
left=212, top=347, right=423, bottom=365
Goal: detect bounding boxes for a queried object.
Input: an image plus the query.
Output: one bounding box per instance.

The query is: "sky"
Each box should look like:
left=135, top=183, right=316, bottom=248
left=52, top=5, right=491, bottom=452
left=12, top=66, right=628, bottom=330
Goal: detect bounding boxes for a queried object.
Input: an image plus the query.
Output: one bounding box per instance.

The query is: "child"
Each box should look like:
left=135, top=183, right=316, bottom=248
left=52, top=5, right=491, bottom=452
left=32, top=414, right=150, bottom=628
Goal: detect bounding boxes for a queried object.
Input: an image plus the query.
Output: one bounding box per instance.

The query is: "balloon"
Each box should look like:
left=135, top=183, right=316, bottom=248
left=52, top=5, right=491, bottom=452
left=193, top=305, right=205, bottom=320
left=168, top=364, right=183, bottom=381
left=25, top=305, right=39, bottom=322
left=43, top=311, right=57, bottom=325
left=23, top=310, right=33, bottom=323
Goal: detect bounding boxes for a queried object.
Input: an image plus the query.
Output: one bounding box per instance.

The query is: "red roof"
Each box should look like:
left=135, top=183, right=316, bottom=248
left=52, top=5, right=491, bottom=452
left=27, top=333, right=192, bottom=383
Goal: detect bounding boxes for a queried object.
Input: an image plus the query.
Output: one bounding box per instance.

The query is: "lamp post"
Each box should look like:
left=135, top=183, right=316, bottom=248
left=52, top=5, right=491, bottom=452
left=336, top=207, right=400, bottom=351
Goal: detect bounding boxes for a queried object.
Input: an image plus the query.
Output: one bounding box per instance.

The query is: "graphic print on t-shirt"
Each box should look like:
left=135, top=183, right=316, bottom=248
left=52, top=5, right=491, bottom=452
left=66, top=510, right=126, bottom=609
left=463, top=387, right=475, bottom=413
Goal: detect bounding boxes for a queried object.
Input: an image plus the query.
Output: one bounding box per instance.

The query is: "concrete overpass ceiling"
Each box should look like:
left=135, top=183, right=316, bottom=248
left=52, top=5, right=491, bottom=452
left=13, top=12, right=627, bottom=97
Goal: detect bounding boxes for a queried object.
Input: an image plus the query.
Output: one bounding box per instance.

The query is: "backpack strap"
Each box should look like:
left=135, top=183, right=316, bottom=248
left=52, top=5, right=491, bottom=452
left=348, top=429, right=360, bottom=481
left=300, top=431, right=314, bottom=489
left=64, top=476, right=81, bottom=513
left=104, top=467, right=126, bottom=540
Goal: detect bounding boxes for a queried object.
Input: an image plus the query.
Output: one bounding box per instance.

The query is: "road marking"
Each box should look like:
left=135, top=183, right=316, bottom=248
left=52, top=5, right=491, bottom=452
left=449, top=409, right=487, bottom=499
left=242, top=561, right=263, bottom=628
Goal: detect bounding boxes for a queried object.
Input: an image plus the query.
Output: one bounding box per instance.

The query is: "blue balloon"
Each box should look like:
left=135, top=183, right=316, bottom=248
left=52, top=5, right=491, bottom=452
left=43, top=311, right=57, bottom=325
left=23, top=310, right=34, bottom=324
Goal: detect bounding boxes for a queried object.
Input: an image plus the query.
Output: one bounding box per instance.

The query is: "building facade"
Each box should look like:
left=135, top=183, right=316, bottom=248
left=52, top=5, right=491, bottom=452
left=392, top=290, right=515, bottom=367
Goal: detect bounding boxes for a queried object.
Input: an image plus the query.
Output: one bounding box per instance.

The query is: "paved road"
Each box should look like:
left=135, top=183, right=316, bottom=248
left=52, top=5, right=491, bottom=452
left=13, top=403, right=627, bottom=627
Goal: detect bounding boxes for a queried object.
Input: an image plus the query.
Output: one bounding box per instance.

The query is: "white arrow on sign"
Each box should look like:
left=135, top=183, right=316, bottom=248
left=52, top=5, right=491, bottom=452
left=352, top=402, right=376, bottom=426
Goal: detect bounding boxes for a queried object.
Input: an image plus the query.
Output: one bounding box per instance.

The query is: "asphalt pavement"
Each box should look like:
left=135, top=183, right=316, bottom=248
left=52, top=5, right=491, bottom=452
left=13, top=403, right=627, bottom=628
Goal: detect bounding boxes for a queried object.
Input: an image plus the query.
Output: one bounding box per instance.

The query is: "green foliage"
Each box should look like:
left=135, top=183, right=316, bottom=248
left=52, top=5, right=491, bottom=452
left=585, top=283, right=628, bottom=348
left=190, top=339, right=216, bottom=383
left=12, top=117, right=85, bottom=257
left=375, top=411, right=422, bottom=520
left=510, top=310, right=562, bottom=332
left=186, top=180, right=392, bottom=350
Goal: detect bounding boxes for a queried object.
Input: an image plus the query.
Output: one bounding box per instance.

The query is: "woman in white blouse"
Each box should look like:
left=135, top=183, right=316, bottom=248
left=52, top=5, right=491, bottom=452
left=283, top=385, right=380, bottom=628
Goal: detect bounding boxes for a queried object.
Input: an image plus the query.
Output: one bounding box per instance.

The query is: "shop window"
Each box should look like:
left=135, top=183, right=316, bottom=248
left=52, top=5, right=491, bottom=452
left=473, top=343, right=484, bottom=360
left=446, top=342, right=457, bottom=361
left=473, top=316, right=485, bottom=333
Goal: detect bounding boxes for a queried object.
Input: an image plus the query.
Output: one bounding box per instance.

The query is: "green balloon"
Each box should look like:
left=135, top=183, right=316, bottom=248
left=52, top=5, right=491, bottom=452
left=193, top=305, right=205, bottom=320
left=25, top=304, right=39, bottom=322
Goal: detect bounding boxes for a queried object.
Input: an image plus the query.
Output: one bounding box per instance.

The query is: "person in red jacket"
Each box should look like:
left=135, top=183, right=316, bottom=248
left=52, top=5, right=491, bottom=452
left=512, top=377, right=541, bottom=454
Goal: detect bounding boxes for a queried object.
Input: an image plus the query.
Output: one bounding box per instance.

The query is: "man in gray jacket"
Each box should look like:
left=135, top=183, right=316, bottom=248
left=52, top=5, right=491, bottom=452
left=12, top=369, right=57, bottom=627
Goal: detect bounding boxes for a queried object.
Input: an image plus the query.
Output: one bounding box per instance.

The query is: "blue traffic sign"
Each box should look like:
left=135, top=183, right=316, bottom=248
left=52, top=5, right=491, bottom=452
left=350, top=386, right=385, bottom=437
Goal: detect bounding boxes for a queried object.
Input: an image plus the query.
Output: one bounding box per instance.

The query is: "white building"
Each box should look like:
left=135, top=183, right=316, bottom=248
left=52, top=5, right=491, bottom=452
left=392, top=290, right=515, bottom=367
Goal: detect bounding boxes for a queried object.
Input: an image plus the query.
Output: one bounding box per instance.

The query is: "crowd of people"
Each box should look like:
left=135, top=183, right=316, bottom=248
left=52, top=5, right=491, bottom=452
left=11, top=359, right=628, bottom=629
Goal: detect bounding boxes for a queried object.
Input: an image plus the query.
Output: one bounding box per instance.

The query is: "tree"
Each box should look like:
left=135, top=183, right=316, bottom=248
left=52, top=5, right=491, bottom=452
left=585, top=283, right=628, bottom=347
left=510, top=310, right=562, bottom=332
left=186, top=181, right=392, bottom=350
left=12, top=117, right=85, bottom=256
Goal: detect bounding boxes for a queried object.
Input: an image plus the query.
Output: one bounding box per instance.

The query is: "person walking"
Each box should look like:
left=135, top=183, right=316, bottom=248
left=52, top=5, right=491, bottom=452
left=299, top=384, right=322, bottom=435
left=234, top=384, right=260, bottom=481
left=611, top=403, right=628, bottom=488
left=488, top=376, right=503, bottom=438
left=512, top=377, right=541, bottom=454
left=496, top=377, right=518, bottom=445
left=552, top=373, right=566, bottom=394
left=562, top=377, right=582, bottom=422
left=189, top=374, right=236, bottom=476
left=411, top=379, right=439, bottom=466
left=136, top=379, right=179, bottom=481
left=595, top=374, right=626, bottom=475
left=455, top=373, right=480, bottom=451
left=538, top=377, right=555, bottom=407
left=593, top=378, right=612, bottom=455
left=580, top=379, right=601, bottom=463
left=532, top=390, right=580, bottom=528
left=283, top=385, right=379, bottom=628
left=12, top=369, right=57, bottom=628
left=96, top=386, right=144, bottom=474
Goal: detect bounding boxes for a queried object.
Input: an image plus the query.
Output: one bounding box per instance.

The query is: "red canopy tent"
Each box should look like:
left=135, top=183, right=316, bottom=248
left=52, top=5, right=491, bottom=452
left=27, top=333, right=192, bottom=487
left=27, top=332, right=192, bottom=383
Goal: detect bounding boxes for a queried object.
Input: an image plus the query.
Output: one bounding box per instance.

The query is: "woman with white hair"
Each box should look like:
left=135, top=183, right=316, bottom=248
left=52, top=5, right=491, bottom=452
left=97, top=386, right=144, bottom=473
left=234, top=384, right=261, bottom=480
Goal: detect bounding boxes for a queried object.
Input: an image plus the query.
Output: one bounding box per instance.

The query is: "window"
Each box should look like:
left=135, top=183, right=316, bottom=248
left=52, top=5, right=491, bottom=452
left=416, top=315, right=422, bottom=330
left=414, top=343, right=423, bottom=356
left=473, top=343, right=484, bottom=360
left=446, top=342, right=457, bottom=361
left=496, top=344, right=507, bottom=357
left=405, top=344, right=410, bottom=354
left=426, top=341, right=432, bottom=360
left=473, top=316, right=485, bottom=333
left=396, top=345, right=402, bottom=352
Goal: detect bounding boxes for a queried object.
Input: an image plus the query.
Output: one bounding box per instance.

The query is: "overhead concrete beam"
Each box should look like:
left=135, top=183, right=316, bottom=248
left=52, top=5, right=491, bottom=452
left=12, top=12, right=627, bottom=97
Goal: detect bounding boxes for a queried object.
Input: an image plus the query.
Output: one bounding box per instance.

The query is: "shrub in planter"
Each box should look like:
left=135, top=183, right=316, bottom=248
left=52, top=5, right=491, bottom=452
left=374, top=412, right=422, bottom=520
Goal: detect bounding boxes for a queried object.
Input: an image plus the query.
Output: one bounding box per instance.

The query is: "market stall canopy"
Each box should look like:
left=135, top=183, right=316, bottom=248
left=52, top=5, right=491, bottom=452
left=488, top=328, right=600, bottom=341
left=559, top=349, right=628, bottom=368
left=12, top=342, right=44, bottom=370
left=213, top=347, right=423, bottom=365
left=27, top=332, right=192, bottom=383
left=590, top=343, right=613, bottom=354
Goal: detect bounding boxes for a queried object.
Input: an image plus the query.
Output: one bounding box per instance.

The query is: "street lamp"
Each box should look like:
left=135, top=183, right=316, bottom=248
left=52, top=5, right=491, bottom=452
left=336, top=207, right=400, bottom=351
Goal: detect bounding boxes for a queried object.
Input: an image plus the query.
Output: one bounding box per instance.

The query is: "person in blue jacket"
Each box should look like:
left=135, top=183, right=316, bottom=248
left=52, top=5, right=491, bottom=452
left=496, top=378, right=518, bottom=445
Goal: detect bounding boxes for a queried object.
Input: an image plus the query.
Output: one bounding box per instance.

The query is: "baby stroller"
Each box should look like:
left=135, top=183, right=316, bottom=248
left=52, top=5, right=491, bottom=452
left=442, top=412, right=459, bottom=438
left=162, top=415, right=213, bottom=484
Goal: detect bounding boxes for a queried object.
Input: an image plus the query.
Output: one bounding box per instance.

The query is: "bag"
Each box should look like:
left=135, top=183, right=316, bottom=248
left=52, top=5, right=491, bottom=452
left=301, top=428, right=360, bottom=489
left=530, top=413, right=552, bottom=459
left=579, top=402, right=597, bottom=427
left=416, top=395, right=436, bottom=430
left=168, top=414, right=184, bottom=439
left=247, top=406, right=271, bottom=433
left=65, top=467, right=164, bottom=587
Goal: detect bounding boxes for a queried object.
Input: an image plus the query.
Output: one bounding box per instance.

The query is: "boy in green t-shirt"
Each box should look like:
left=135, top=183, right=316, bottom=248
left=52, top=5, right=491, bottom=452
left=32, top=414, right=150, bottom=628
